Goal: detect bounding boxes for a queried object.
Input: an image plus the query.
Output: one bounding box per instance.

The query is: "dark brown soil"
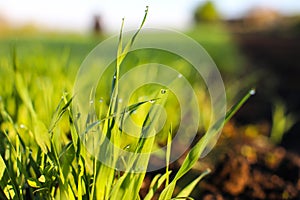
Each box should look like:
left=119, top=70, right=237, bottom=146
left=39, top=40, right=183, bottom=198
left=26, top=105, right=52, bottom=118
left=200, top=122, right=300, bottom=199
left=140, top=122, right=300, bottom=200
left=233, top=28, right=300, bottom=155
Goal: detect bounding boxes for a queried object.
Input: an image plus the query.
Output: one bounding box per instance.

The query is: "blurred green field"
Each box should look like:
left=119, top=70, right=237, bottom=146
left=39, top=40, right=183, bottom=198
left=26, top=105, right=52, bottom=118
left=0, top=23, right=245, bottom=121
left=0, top=23, right=247, bottom=199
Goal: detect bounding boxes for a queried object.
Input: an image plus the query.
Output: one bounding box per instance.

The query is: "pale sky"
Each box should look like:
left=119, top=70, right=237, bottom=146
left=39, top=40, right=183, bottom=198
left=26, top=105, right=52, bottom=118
left=0, top=0, right=300, bottom=33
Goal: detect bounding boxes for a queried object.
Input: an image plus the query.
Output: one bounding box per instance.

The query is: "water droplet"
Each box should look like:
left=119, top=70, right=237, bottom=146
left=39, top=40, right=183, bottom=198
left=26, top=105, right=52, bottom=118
left=118, top=98, right=123, bottom=103
left=178, top=74, right=183, bottom=78
left=20, top=124, right=25, bottom=129
left=250, top=89, right=256, bottom=95
left=99, top=98, right=103, bottom=103
left=132, top=110, right=137, bottom=114
left=149, top=99, right=155, bottom=104
left=124, top=144, right=130, bottom=150
left=113, top=75, right=116, bottom=79
left=89, top=100, right=94, bottom=104
left=160, top=89, right=166, bottom=94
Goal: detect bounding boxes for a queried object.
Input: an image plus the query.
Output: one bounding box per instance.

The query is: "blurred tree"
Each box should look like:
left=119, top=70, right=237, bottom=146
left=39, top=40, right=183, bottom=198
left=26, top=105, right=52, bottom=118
left=194, top=1, right=220, bottom=23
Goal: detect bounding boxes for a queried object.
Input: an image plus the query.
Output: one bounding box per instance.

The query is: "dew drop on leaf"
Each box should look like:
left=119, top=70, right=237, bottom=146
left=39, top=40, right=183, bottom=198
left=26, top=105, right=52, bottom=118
left=250, top=89, right=256, bottom=95
left=149, top=99, right=155, bottom=104
left=161, top=89, right=166, bottom=94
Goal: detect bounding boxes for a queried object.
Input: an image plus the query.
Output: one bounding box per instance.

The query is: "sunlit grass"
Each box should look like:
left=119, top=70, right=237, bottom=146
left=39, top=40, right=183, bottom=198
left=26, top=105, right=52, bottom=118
left=0, top=9, right=253, bottom=199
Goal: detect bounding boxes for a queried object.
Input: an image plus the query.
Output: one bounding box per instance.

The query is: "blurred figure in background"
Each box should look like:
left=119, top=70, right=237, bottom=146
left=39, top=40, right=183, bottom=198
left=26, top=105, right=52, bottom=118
left=93, top=15, right=103, bottom=35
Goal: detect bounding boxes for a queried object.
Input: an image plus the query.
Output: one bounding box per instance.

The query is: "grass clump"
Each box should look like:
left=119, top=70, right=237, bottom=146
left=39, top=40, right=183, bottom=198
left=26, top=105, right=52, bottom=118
left=0, top=7, right=254, bottom=200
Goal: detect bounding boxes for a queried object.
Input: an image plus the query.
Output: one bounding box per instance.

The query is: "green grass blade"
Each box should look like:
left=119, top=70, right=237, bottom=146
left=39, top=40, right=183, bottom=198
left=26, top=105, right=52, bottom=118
left=144, top=171, right=172, bottom=200
left=166, top=126, right=172, bottom=187
left=122, top=6, right=149, bottom=59
left=84, top=98, right=158, bottom=134
left=110, top=90, right=168, bottom=200
left=1, top=137, right=22, bottom=200
left=159, top=88, right=255, bottom=199
left=108, top=171, right=146, bottom=200
left=225, top=88, right=255, bottom=124
left=59, top=142, right=75, bottom=180
left=0, top=155, right=7, bottom=183
left=135, top=90, right=168, bottom=154
left=33, top=120, right=51, bottom=153
left=67, top=183, right=76, bottom=200
left=29, top=153, right=42, bottom=177
left=49, top=96, right=73, bottom=133
left=171, top=197, right=194, bottom=200
left=14, top=71, right=35, bottom=117
left=143, top=174, right=162, bottom=200
left=95, top=164, right=115, bottom=200
left=158, top=182, right=176, bottom=200
left=13, top=63, right=51, bottom=153
left=176, top=168, right=211, bottom=198
left=77, top=156, right=85, bottom=200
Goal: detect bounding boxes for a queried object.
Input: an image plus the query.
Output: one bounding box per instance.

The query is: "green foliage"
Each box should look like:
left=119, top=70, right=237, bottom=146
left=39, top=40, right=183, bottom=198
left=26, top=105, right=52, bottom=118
left=270, top=100, right=295, bottom=144
left=0, top=8, right=253, bottom=200
left=176, top=168, right=211, bottom=198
